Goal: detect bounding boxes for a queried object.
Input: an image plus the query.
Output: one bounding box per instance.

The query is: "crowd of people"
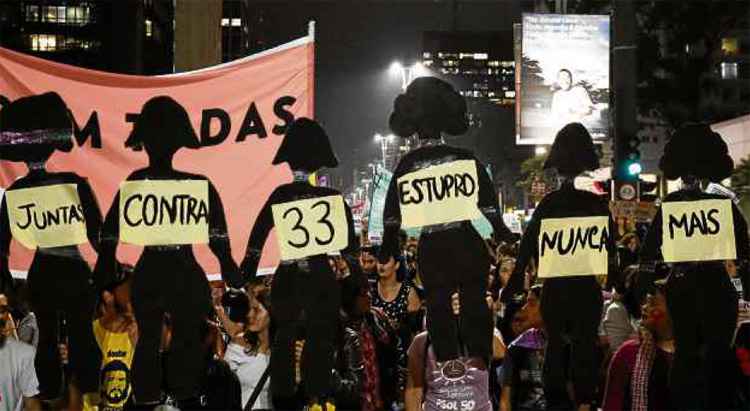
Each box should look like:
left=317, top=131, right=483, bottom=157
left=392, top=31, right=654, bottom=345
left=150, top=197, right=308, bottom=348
left=1, top=77, right=750, bottom=411
left=2, top=221, right=749, bottom=410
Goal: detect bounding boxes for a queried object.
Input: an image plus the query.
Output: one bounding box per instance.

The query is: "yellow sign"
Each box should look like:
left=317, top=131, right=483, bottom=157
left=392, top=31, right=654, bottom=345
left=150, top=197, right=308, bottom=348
left=538, top=216, right=609, bottom=278
left=661, top=199, right=736, bottom=262
left=5, top=184, right=88, bottom=249
left=119, top=180, right=209, bottom=246
left=272, top=195, right=348, bottom=260
left=397, top=159, right=481, bottom=228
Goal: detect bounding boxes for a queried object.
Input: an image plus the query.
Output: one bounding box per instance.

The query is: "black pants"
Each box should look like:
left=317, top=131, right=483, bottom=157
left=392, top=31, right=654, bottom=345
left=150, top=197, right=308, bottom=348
left=666, top=263, right=738, bottom=410
left=540, top=277, right=602, bottom=409
left=27, top=251, right=100, bottom=398
left=271, top=258, right=340, bottom=402
left=418, top=227, right=492, bottom=362
left=130, top=249, right=211, bottom=403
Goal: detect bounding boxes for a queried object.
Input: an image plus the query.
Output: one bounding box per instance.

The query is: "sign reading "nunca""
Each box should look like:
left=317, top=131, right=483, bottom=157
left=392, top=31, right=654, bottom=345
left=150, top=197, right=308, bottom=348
left=538, top=216, right=610, bottom=278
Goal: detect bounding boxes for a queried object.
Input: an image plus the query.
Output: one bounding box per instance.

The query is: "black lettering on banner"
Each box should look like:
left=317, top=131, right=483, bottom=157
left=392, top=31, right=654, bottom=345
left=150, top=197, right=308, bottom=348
left=200, top=108, right=231, bottom=147
left=312, top=200, right=334, bottom=246
left=272, top=96, right=296, bottom=135
left=16, top=203, right=35, bottom=229
left=283, top=207, right=309, bottom=248
left=236, top=102, right=268, bottom=141
left=123, top=194, right=143, bottom=226
left=706, top=209, right=721, bottom=234
left=142, top=195, right=158, bottom=226
left=668, top=208, right=723, bottom=239
left=398, top=181, right=413, bottom=205
left=73, top=111, right=102, bottom=148
left=542, top=224, right=608, bottom=257
left=399, top=172, right=477, bottom=206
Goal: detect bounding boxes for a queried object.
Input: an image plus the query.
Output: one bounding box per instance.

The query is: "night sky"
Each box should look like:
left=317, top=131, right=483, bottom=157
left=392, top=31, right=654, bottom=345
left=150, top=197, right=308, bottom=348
left=250, top=0, right=524, bottom=187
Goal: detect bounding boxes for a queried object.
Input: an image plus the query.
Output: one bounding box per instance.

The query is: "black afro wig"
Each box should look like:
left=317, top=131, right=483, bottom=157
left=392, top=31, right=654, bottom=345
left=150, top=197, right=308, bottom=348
left=389, top=76, right=468, bottom=140
left=659, top=123, right=733, bottom=182
left=544, top=122, right=599, bottom=176
left=273, top=117, right=338, bottom=173
left=0, top=92, right=74, bottom=163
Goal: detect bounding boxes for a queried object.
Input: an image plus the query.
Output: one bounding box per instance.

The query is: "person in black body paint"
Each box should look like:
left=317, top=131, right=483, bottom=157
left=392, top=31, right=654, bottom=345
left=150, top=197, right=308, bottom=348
left=0, top=92, right=103, bottom=400
left=380, top=77, right=516, bottom=364
left=240, top=118, right=358, bottom=410
left=502, top=123, right=616, bottom=410
left=95, top=96, right=242, bottom=406
left=640, top=124, right=749, bottom=410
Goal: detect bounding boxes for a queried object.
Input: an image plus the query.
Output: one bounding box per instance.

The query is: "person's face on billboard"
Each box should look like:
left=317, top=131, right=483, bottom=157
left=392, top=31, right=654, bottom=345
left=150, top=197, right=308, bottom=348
left=558, top=70, right=572, bottom=91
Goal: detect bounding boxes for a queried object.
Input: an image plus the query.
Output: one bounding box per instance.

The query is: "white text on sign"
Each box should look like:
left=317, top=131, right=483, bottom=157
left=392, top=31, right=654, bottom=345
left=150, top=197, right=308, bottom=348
left=119, top=180, right=209, bottom=246
left=661, top=199, right=736, bottom=263
left=397, top=159, right=481, bottom=228
left=538, top=216, right=609, bottom=278
left=272, top=195, right=348, bottom=260
left=6, top=184, right=88, bottom=249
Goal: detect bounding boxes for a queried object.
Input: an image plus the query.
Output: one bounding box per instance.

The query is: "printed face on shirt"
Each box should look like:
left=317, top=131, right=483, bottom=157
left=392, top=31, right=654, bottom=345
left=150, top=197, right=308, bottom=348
left=101, top=360, right=131, bottom=405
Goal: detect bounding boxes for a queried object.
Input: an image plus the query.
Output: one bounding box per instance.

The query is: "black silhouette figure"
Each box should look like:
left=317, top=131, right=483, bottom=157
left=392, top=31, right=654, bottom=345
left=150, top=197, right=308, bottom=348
left=240, top=118, right=358, bottom=407
left=381, top=77, right=515, bottom=363
left=0, top=92, right=102, bottom=398
left=640, top=124, right=748, bottom=410
left=503, top=123, right=616, bottom=409
left=94, top=96, right=241, bottom=404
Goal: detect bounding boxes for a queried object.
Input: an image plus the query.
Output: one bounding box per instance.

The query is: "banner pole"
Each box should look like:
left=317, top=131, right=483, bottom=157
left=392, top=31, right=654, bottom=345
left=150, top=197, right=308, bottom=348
left=308, top=20, right=316, bottom=40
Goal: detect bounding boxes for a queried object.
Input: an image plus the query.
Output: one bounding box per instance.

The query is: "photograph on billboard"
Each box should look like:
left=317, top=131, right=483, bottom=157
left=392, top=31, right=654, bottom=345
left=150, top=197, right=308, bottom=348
left=517, top=13, right=610, bottom=145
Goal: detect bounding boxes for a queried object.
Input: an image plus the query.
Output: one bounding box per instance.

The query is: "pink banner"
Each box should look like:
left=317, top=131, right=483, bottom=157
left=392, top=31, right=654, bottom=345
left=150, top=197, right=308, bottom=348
left=0, top=35, right=315, bottom=278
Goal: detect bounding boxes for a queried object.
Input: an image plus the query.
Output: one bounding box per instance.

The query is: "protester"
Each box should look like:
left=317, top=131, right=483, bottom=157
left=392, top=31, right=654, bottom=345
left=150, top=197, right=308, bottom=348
left=405, top=291, right=498, bottom=411
left=0, top=291, right=42, bottom=411
left=640, top=124, right=748, bottom=410
left=617, top=233, right=640, bottom=272
left=504, top=123, right=616, bottom=411
left=90, top=274, right=138, bottom=410
left=372, top=253, right=421, bottom=331
left=360, top=245, right=379, bottom=285
left=500, top=285, right=546, bottom=411
left=602, top=279, right=675, bottom=410
left=5, top=279, right=38, bottom=348
left=599, top=273, right=637, bottom=356
left=333, top=272, right=402, bottom=410
left=224, top=288, right=273, bottom=410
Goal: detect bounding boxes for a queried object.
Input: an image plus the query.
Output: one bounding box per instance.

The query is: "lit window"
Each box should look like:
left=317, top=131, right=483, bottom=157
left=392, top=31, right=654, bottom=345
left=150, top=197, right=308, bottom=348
left=231, top=18, right=241, bottom=27
left=722, top=38, right=739, bottom=56
left=721, top=62, right=738, bottom=79
left=423, top=52, right=431, bottom=59
left=26, top=5, right=39, bottom=22
left=474, top=53, right=488, bottom=60
left=58, top=6, right=66, bottom=23
left=505, top=91, right=516, bottom=98
left=145, top=19, right=153, bottom=37
left=221, top=18, right=230, bottom=26
left=30, top=34, right=57, bottom=51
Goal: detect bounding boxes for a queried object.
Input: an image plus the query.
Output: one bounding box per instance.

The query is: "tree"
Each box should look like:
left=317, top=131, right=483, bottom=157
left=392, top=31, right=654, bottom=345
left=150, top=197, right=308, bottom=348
left=517, top=153, right=549, bottom=194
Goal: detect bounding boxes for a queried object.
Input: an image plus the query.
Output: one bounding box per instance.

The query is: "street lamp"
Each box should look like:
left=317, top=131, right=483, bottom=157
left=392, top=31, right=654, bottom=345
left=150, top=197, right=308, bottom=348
left=535, top=146, right=548, bottom=156
left=389, top=61, right=429, bottom=91
left=374, top=133, right=396, bottom=169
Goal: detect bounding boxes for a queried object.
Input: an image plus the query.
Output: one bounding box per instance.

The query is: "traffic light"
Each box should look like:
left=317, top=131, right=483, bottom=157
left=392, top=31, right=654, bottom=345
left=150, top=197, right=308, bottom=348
left=616, top=134, right=641, bottom=181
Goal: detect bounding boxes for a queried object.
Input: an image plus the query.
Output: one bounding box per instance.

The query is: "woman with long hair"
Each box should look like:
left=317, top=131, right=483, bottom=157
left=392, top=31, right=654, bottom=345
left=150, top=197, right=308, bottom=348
left=224, top=288, right=274, bottom=410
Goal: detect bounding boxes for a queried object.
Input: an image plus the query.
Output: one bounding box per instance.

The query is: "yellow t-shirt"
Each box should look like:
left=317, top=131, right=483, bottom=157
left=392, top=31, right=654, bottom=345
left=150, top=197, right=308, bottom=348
left=86, top=319, right=135, bottom=411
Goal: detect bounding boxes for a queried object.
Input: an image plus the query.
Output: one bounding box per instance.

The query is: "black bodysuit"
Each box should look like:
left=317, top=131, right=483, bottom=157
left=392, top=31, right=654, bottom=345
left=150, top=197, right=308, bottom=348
left=381, top=143, right=514, bottom=363
left=505, top=181, right=615, bottom=407
left=641, top=189, right=749, bottom=410
left=240, top=180, right=358, bottom=405
left=0, top=170, right=102, bottom=398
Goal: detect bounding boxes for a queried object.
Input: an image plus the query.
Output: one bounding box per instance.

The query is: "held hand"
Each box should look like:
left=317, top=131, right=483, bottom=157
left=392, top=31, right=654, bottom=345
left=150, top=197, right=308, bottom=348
left=451, top=292, right=460, bottom=316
